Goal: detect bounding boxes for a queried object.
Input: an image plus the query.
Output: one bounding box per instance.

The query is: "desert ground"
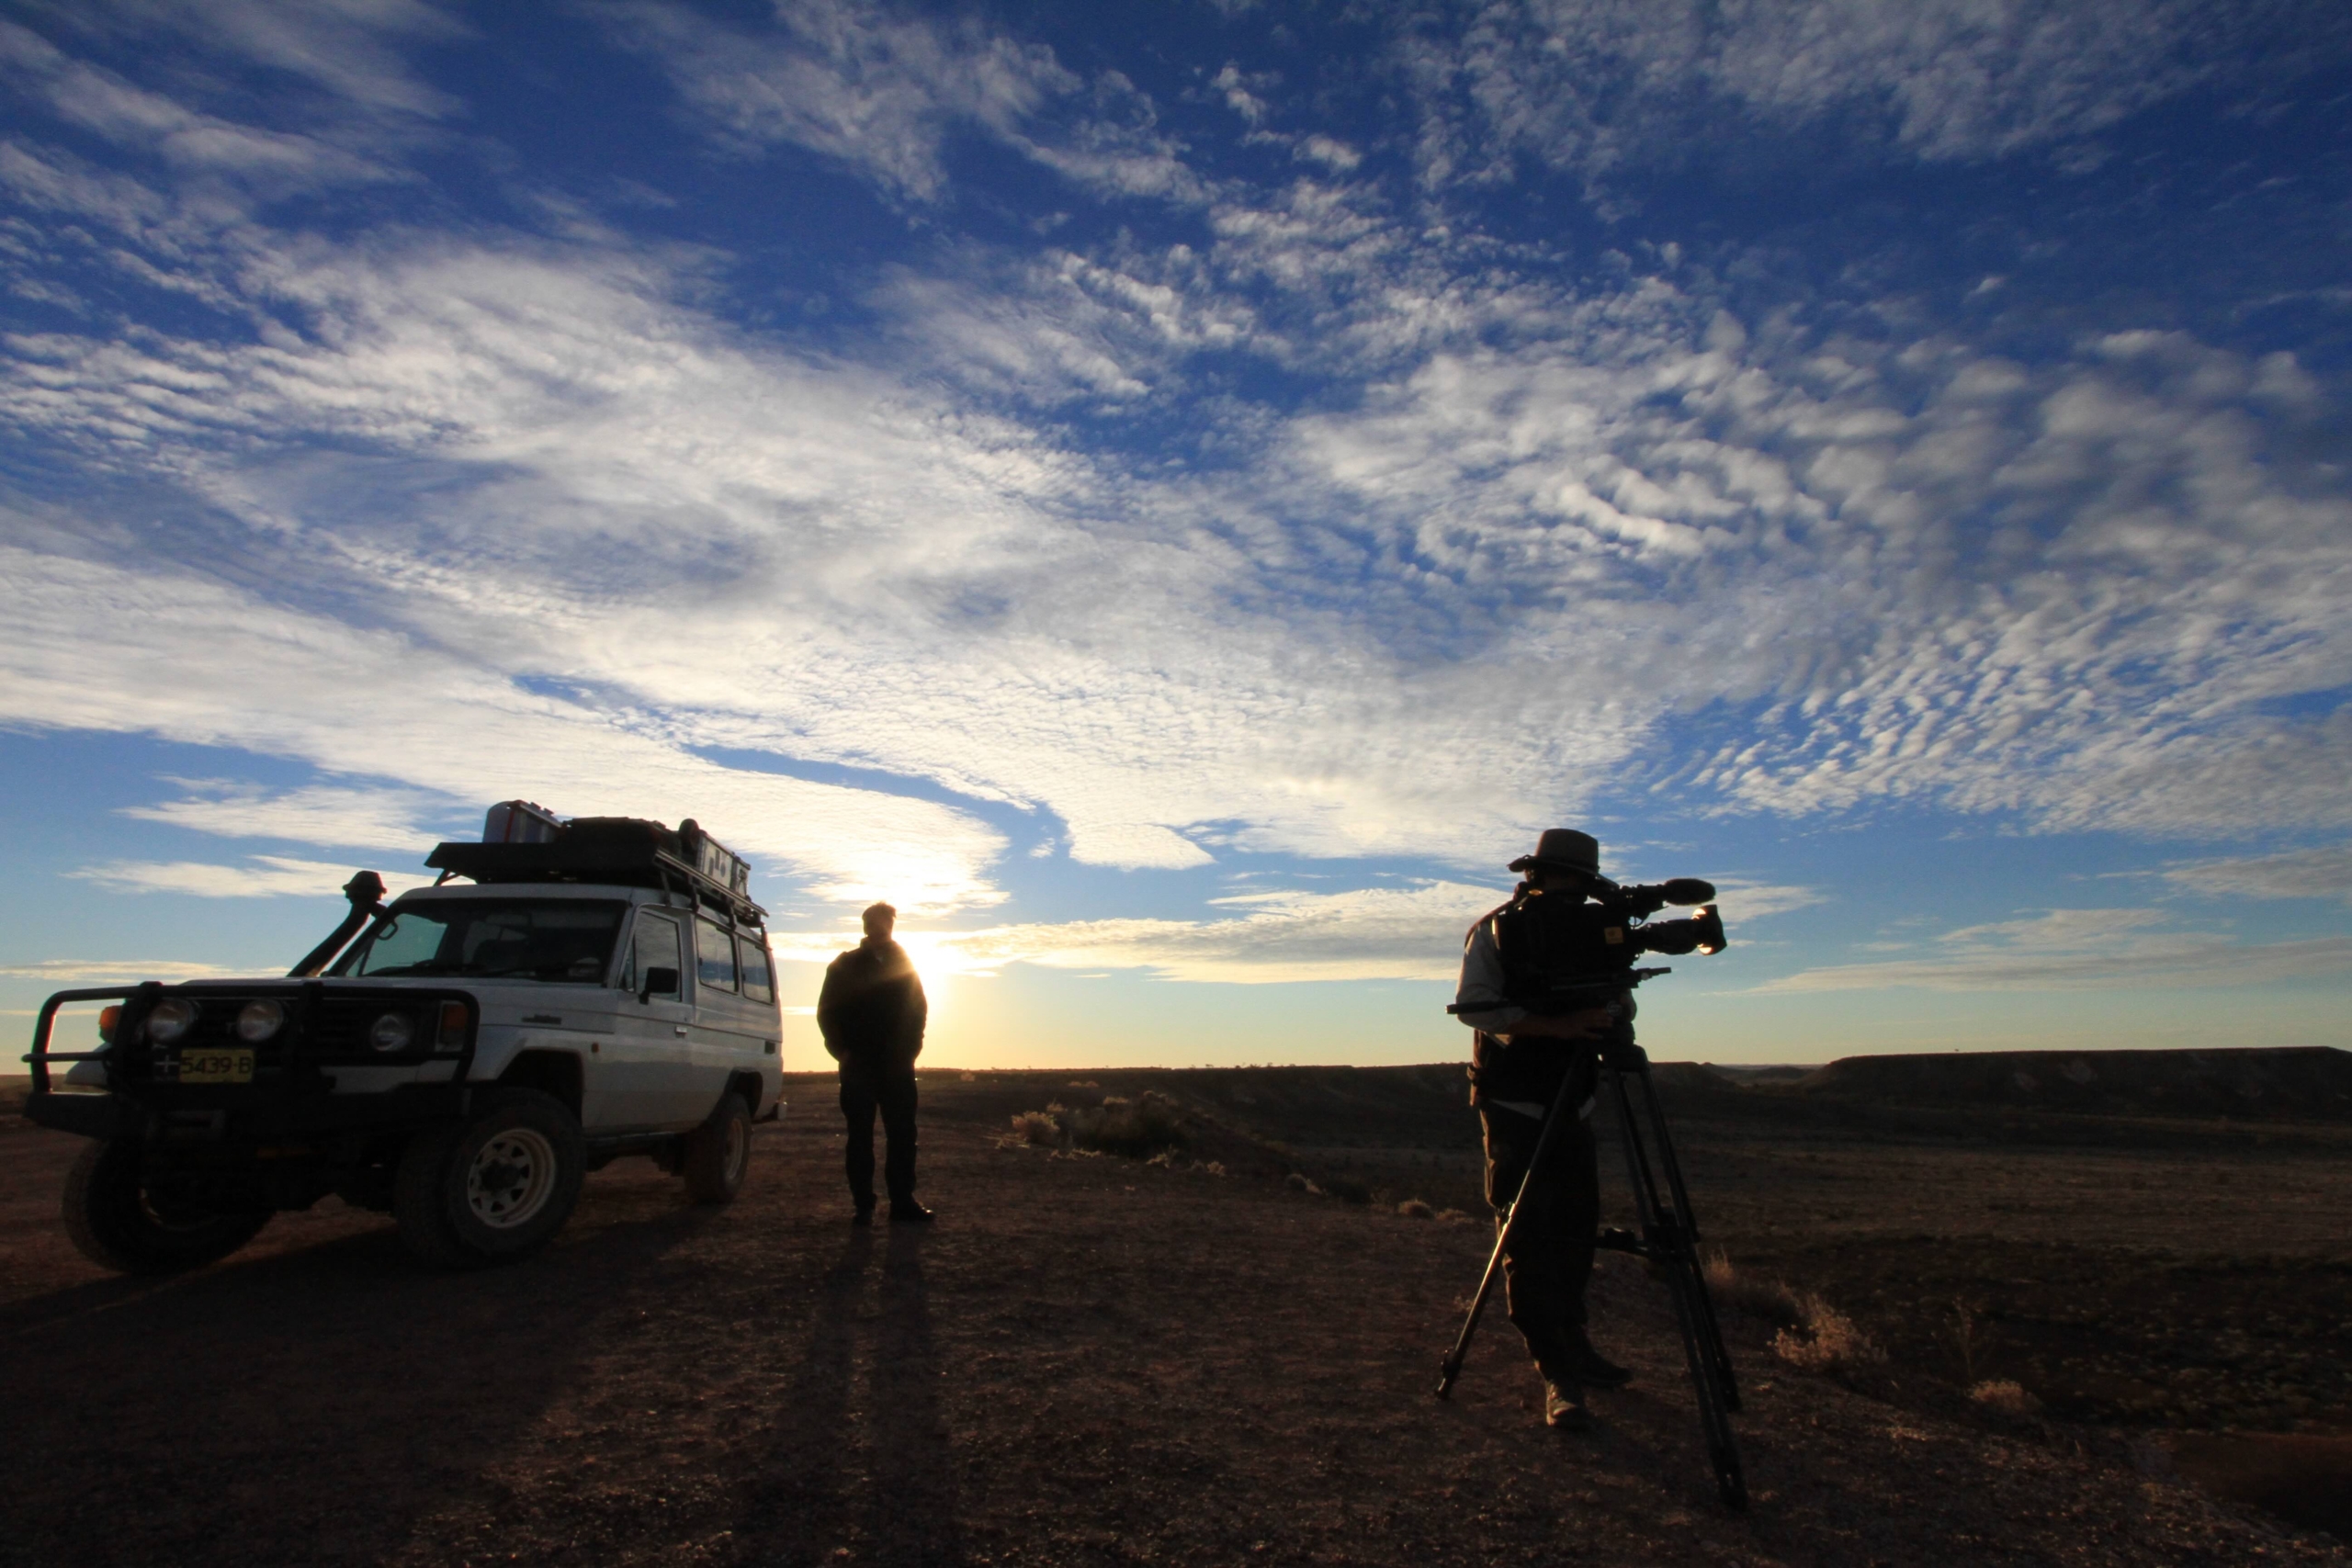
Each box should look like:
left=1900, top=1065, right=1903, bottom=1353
left=2, top=1049, right=2346, bottom=1567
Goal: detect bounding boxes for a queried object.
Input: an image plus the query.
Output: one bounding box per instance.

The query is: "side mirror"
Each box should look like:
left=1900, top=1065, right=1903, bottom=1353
left=639, top=965, right=679, bottom=1004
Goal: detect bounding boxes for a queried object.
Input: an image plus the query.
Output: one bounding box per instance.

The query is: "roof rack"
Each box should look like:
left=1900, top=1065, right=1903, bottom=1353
left=424, top=807, right=766, bottom=926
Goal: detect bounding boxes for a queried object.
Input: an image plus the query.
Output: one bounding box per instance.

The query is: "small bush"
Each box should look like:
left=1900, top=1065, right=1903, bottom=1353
left=1010, top=1109, right=1061, bottom=1146
left=1703, top=1249, right=1805, bottom=1330
left=1772, top=1292, right=1887, bottom=1372
left=1397, top=1199, right=1436, bottom=1220
left=1433, top=1208, right=1476, bottom=1225
left=1011, top=1093, right=1186, bottom=1158
left=1969, top=1379, right=2042, bottom=1416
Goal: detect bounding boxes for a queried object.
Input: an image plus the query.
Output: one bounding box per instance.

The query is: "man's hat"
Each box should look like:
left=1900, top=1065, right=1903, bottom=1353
left=1509, top=828, right=1600, bottom=876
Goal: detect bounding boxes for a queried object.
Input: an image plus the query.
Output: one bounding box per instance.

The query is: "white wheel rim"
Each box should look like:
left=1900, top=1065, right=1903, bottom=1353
left=725, top=1117, right=750, bottom=1184
left=466, top=1128, right=558, bottom=1229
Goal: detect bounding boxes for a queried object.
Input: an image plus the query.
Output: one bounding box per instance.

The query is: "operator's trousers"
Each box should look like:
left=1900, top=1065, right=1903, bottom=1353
left=1481, top=1087, right=1601, bottom=1380
left=839, top=1065, right=918, bottom=1210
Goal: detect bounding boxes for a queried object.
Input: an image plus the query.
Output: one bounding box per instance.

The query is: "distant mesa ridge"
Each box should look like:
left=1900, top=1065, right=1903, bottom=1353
left=1721, top=1047, right=2352, bottom=1123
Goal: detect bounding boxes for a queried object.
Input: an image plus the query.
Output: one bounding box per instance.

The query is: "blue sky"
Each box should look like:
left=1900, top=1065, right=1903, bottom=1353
left=3, top=0, right=2349, bottom=1068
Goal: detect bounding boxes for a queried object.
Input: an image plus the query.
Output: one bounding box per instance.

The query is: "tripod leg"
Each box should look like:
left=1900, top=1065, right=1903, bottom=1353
left=1435, top=1214, right=1511, bottom=1399
left=1636, top=1063, right=1741, bottom=1412
left=1609, top=1063, right=1747, bottom=1511
left=1437, top=1078, right=1580, bottom=1399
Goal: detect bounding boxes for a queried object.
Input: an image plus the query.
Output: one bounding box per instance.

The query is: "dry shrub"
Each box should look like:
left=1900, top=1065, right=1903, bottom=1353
left=1396, top=1198, right=1436, bottom=1220
left=1969, top=1379, right=2042, bottom=1416
left=1433, top=1208, right=1476, bottom=1225
left=1009, top=1093, right=1186, bottom=1157
left=1010, top=1109, right=1061, bottom=1146
left=1703, top=1249, right=1805, bottom=1330
left=1772, top=1292, right=1887, bottom=1372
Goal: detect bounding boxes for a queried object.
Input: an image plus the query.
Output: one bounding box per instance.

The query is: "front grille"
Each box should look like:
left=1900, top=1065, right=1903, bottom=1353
left=140, top=988, right=457, bottom=1074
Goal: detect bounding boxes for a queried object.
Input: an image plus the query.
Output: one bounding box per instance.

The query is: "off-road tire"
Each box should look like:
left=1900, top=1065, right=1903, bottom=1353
left=393, top=1089, right=585, bottom=1269
left=62, top=1138, right=270, bottom=1275
left=682, top=1092, right=752, bottom=1205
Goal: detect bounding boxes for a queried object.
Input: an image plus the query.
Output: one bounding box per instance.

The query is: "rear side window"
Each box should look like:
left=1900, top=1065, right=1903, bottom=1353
left=738, top=938, right=774, bottom=1003
left=623, top=912, right=684, bottom=998
left=695, top=918, right=739, bottom=993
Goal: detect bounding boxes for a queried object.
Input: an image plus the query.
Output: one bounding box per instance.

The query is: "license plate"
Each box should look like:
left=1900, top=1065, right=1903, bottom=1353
left=180, top=1047, right=255, bottom=1085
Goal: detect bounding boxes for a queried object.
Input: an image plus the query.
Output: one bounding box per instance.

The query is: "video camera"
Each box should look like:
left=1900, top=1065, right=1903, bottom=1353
left=1599, top=875, right=1727, bottom=955
left=1447, top=874, right=1728, bottom=1018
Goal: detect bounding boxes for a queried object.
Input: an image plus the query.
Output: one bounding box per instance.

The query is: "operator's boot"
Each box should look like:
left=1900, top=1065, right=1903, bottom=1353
left=1568, top=1326, right=1633, bottom=1389
left=1542, top=1373, right=1590, bottom=1432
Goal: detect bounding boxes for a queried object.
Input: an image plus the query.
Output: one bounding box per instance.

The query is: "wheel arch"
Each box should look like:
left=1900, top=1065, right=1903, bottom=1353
left=718, top=1069, right=764, bottom=1122
left=496, top=1050, right=584, bottom=1122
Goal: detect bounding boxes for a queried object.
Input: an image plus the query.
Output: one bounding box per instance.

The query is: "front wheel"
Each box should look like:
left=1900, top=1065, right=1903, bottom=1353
left=394, top=1089, right=585, bottom=1269
left=682, top=1092, right=752, bottom=1205
left=62, top=1139, right=270, bottom=1275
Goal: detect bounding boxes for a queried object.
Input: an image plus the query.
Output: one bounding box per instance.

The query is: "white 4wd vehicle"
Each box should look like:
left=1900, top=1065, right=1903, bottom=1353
left=24, top=806, right=785, bottom=1271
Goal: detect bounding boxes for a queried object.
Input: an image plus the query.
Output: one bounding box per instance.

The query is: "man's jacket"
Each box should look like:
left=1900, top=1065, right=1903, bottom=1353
left=1457, top=888, right=1627, bottom=1107
left=817, top=939, right=927, bottom=1073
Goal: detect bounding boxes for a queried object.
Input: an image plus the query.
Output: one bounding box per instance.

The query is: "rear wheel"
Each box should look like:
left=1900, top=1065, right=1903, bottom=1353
left=62, top=1139, right=270, bottom=1275
left=682, top=1092, right=752, bottom=1205
left=394, top=1089, right=584, bottom=1269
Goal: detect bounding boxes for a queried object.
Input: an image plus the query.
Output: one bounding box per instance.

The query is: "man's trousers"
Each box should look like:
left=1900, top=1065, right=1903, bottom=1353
left=1481, top=1094, right=1600, bottom=1380
left=839, top=1066, right=918, bottom=1210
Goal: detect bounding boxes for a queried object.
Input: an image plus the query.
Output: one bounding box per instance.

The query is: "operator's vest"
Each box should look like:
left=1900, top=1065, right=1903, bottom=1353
left=1467, top=887, right=1629, bottom=1108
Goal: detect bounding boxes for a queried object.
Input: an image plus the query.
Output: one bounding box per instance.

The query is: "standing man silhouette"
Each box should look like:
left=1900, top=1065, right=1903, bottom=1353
left=817, top=901, right=933, bottom=1224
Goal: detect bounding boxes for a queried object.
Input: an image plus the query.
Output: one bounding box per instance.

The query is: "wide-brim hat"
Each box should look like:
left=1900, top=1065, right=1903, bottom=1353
left=1509, top=828, right=1600, bottom=876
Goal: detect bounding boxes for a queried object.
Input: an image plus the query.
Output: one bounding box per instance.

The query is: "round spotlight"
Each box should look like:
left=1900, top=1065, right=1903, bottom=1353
left=145, top=998, right=197, bottom=1044
left=369, top=1011, right=415, bottom=1053
left=237, top=999, right=287, bottom=1043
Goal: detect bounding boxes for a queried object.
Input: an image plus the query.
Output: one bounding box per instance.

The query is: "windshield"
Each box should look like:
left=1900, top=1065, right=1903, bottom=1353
left=334, top=898, right=628, bottom=983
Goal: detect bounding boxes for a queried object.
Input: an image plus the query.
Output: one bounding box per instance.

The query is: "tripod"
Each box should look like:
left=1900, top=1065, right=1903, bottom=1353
left=1435, top=1043, right=1747, bottom=1511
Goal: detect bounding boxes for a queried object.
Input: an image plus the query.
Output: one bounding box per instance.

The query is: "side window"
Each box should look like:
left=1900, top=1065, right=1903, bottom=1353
left=695, top=918, right=739, bottom=993
left=738, top=937, right=774, bottom=1003
left=625, top=912, right=684, bottom=998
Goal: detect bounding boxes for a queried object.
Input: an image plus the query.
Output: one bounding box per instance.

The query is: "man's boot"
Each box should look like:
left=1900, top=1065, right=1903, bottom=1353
left=1543, top=1374, right=1590, bottom=1432
left=1568, top=1326, right=1633, bottom=1389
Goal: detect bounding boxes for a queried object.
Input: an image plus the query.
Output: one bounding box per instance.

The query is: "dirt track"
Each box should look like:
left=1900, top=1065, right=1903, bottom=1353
left=3, top=1074, right=2344, bottom=1568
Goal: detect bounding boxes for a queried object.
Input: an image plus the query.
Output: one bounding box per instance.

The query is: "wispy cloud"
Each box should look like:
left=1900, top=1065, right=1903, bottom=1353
left=68, top=855, right=442, bottom=899
left=775, top=874, right=1814, bottom=984
left=0, top=545, right=1011, bottom=911
left=0, top=958, right=259, bottom=982
left=606, top=0, right=1201, bottom=205
left=2163, top=844, right=2352, bottom=904
left=1403, top=0, right=2352, bottom=191
left=121, top=781, right=459, bottom=852
left=1758, top=907, right=2352, bottom=992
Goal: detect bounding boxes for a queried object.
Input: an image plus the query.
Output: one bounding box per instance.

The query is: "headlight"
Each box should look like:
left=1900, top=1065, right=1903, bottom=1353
left=369, top=1011, right=415, bottom=1053
left=237, top=1000, right=286, bottom=1043
left=145, top=998, right=197, bottom=1044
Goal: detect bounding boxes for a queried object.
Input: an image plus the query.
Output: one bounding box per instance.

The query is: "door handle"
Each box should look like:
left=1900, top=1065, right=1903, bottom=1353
left=674, top=1026, right=690, bottom=1036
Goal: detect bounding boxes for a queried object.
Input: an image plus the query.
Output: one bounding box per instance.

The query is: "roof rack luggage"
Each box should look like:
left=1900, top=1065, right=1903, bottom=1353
left=425, top=807, right=763, bottom=923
